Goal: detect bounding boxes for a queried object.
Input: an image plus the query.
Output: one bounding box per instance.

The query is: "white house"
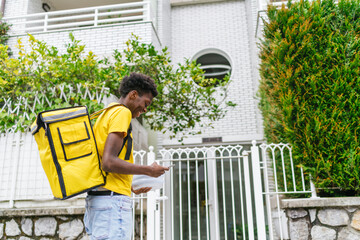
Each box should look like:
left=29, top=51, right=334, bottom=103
left=1, top=0, right=265, bottom=149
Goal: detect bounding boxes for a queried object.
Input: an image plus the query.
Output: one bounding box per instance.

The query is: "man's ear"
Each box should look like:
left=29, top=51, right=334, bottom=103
left=129, top=90, right=138, bottom=99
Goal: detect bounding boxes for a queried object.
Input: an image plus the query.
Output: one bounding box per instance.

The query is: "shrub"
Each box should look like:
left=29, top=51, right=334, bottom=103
left=0, top=33, right=234, bottom=138
left=259, top=0, right=360, bottom=194
left=0, top=16, right=10, bottom=44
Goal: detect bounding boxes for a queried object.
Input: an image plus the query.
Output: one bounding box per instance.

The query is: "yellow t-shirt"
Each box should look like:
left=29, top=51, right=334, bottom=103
left=94, top=103, right=133, bottom=196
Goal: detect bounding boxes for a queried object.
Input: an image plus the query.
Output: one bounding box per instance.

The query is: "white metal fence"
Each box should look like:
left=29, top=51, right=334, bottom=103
left=259, top=143, right=315, bottom=240
left=0, top=132, right=314, bottom=239
left=0, top=84, right=109, bottom=133
left=3, top=2, right=151, bottom=35
left=0, top=131, right=153, bottom=239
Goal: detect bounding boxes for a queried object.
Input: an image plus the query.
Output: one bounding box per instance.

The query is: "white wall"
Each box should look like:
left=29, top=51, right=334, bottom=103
left=161, top=0, right=263, bottom=146
left=6, top=22, right=159, bottom=59
left=245, top=0, right=264, bottom=139
left=3, top=0, right=28, bottom=17
left=157, top=0, right=172, bottom=50
left=27, top=0, right=44, bottom=14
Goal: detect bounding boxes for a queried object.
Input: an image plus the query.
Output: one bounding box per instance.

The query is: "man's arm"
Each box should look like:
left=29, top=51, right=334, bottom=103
left=102, top=132, right=168, bottom=177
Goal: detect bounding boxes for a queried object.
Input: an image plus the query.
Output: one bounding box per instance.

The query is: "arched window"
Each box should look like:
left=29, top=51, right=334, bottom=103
left=193, top=49, right=232, bottom=87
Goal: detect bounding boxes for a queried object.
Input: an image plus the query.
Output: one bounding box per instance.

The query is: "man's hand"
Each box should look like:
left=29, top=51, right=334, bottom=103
left=147, top=162, right=169, bottom=178
left=132, top=186, right=152, bottom=195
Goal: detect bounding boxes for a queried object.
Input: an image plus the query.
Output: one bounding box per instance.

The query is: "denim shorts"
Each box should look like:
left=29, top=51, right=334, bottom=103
left=84, top=194, right=133, bottom=240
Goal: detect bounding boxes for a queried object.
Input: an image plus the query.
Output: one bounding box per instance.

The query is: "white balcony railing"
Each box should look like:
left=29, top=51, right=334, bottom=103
left=3, top=1, right=151, bottom=35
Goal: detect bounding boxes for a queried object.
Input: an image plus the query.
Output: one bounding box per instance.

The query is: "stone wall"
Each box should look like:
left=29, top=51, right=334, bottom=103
left=0, top=207, right=146, bottom=240
left=0, top=216, right=87, bottom=240
left=282, top=197, right=360, bottom=240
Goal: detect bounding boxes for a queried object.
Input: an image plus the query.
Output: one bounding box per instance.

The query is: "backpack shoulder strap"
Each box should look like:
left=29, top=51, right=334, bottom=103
left=118, top=123, right=132, bottom=160
left=89, top=103, right=123, bottom=120
left=91, top=103, right=133, bottom=160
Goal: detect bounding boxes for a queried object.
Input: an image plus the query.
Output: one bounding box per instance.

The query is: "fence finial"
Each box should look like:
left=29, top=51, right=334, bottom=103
left=242, top=151, right=249, bottom=156
left=149, top=146, right=154, bottom=152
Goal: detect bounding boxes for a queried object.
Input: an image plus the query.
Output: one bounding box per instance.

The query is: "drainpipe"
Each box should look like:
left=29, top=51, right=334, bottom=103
left=0, top=0, right=6, bottom=16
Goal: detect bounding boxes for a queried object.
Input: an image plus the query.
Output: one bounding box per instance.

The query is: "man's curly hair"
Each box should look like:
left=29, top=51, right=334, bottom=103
left=119, top=72, right=158, bottom=98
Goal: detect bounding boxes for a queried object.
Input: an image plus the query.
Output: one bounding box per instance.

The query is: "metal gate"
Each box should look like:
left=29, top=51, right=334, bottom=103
left=148, top=144, right=267, bottom=240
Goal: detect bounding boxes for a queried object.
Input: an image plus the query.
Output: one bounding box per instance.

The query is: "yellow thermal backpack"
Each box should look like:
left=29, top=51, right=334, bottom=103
left=31, top=104, right=129, bottom=200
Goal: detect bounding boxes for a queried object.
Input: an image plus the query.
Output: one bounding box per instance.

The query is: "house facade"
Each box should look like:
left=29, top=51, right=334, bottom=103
left=1, top=0, right=264, bottom=149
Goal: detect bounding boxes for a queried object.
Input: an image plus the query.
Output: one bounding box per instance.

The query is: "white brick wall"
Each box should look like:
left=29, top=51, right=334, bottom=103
left=157, top=0, right=172, bottom=50
left=3, top=0, right=28, bottom=17
left=245, top=0, right=265, bottom=137
left=161, top=0, right=263, bottom=146
left=6, top=22, right=159, bottom=59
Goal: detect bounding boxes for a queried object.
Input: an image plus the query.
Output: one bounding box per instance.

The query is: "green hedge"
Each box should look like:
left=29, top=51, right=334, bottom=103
left=259, top=0, right=360, bottom=195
